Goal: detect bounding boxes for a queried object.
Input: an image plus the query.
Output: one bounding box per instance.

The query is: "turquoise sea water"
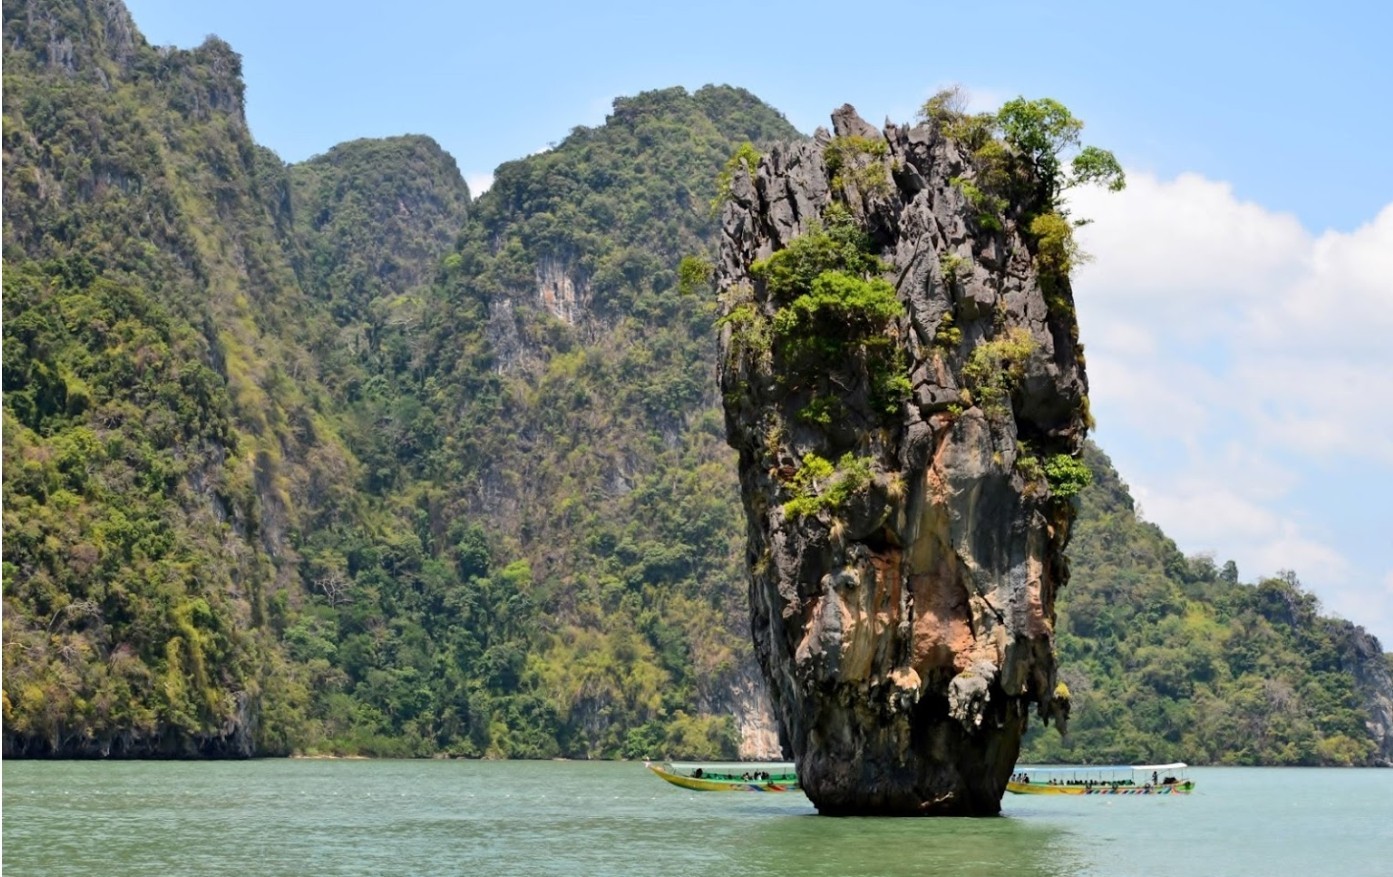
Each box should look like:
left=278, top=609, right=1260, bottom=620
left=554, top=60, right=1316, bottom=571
left=3, top=760, right=1390, bottom=876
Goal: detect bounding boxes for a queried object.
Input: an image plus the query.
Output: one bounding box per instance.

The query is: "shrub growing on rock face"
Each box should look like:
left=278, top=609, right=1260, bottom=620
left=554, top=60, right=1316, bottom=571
left=927, top=92, right=1125, bottom=308
left=782, top=452, right=876, bottom=519
left=712, top=141, right=761, bottom=213
left=772, top=272, right=901, bottom=343
left=747, top=208, right=909, bottom=424
left=750, top=212, right=881, bottom=304
left=1043, top=453, right=1092, bottom=499
left=824, top=135, right=891, bottom=196
left=996, top=97, right=1125, bottom=209
left=961, top=327, right=1036, bottom=420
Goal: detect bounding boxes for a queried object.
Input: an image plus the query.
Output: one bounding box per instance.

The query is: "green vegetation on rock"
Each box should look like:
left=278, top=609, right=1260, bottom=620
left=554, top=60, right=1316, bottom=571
left=750, top=207, right=909, bottom=422
left=2, top=3, right=800, bottom=760
left=712, top=142, right=761, bottom=212
left=928, top=89, right=1123, bottom=312
left=961, top=326, right=1035, bottom=419
left=824, top=135, right=891, bottom=196
left=782, top=453, right=876, bottom=519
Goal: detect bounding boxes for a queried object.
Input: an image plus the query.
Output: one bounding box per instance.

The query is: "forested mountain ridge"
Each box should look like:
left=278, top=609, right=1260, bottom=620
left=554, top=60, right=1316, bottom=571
left=2, top=0, right=372, bottom=754
left=2, top=0, right=801, bottom=759
left=288, top=135, right=471, bottom=331
left=3, top=0, right=1389, bottom=764
left=305, top=82, right=805, bottom=758
left=1021, top=446, right=1393, bottom=765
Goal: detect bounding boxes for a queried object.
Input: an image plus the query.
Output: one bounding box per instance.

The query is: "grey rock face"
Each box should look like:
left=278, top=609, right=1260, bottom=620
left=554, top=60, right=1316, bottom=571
left=1339, top=626, right=1393, bottom=766
left=717, top=106, right=1088, bottom=815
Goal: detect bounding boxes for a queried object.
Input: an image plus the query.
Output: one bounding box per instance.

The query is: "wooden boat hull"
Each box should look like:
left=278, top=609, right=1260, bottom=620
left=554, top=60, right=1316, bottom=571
left=645, top=762, right=800, bottom=792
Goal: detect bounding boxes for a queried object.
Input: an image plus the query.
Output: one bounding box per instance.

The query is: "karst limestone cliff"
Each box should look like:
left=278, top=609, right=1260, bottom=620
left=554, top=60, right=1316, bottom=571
left=717, top=104, right=1093, bottom=815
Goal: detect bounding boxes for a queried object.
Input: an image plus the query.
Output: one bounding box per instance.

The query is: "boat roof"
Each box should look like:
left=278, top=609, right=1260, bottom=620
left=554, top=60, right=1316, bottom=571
left=663, top=761, right=795, bottom=771
left=1016, top=763, right=1188, bottom=772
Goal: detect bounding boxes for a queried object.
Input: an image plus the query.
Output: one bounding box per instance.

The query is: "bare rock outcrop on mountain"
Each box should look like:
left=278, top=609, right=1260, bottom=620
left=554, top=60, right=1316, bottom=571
left=717, top=104, right=1091, bottom=814
left=1337, top=627, right=1393, bottom=765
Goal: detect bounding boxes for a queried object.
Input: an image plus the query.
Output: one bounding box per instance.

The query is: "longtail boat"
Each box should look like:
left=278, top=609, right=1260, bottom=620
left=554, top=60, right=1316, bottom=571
left=1006, top=762, right=1195, bottom=795
left=645, top=761, right=800, bottom=792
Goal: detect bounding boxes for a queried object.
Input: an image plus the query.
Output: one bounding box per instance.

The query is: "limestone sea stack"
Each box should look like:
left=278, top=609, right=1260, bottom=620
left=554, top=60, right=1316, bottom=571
left=716, top=105, right=1091, bottom=815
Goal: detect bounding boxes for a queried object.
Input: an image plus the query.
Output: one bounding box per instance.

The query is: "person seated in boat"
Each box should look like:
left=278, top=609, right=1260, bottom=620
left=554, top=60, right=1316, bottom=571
left=1162, top=775, right=1177, bottom=785
left=692, top=768, right=703, bottom=778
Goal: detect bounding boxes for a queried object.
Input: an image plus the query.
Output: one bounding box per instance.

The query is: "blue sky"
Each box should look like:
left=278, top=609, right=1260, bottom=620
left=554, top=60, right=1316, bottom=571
left=124, top=0, right=1392, bottom=646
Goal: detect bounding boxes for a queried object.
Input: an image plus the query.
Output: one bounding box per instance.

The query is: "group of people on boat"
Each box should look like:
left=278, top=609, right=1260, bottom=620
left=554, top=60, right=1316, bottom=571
left=1044, top=778, right=1138, bottom=789
left=689, top=767, right=787, bottom=782
left=1005, top=763, right=1192, bottom=796
left=1011, top=770, right=1183, bottom=788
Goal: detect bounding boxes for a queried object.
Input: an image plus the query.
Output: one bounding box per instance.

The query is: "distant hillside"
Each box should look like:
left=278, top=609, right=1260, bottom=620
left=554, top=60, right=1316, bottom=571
left=288, top=135, right=471, bottom=327
left=284, top=83, right=804, bottom=758
left=3, top=0, right=1388, bottom=764
left=1021, top=445, right=1392, bottom=765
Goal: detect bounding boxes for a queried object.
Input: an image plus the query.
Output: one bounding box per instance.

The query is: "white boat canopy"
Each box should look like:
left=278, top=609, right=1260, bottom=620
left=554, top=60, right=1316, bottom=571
left=664, top=761, right=795, bottom=771
left=1131, top=763, right=1188, bottom=771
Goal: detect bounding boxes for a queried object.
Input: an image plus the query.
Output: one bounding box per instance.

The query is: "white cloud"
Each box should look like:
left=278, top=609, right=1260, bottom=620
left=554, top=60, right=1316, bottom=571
left=1134, top=480, right=1282, bottom=544
left=1070, top=169, right=1393, bottom=645
left=1245, top=530, right=1352, bottom=586
left=1084, top=353, right=1213, bottom=448
left=1073, top=173, right=1309, bottom=307
left=1321, top=572, right=1393, bottom=648
left=1257, top=206, right=1393, bottom=351
left=465, top=172, right=494, bottom=198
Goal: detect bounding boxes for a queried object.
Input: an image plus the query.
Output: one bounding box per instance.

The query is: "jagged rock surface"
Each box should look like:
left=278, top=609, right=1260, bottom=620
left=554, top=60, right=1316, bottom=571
left=1338, top=627, right=1393, bottom=765
left=717, top=106, right=1089, bottom=815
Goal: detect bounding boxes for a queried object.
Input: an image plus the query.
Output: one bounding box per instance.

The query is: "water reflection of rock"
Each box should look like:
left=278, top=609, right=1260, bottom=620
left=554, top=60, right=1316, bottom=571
left=703, top=810, right=1081, bottom=877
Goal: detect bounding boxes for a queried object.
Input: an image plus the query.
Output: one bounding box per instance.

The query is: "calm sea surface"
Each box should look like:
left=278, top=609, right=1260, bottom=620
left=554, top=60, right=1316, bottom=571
left=3, top=760, right=1390, bottom=876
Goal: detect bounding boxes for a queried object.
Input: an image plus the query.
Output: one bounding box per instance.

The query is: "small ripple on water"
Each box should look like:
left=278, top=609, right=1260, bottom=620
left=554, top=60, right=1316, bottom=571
left=4, top=762, right=1391, bottom=877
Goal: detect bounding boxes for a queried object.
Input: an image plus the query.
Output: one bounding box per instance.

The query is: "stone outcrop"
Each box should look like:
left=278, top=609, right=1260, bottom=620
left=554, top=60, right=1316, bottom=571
left=1340, top=627, right=1393, bottom=766
left=717, top=105, right=1089, bottom=814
